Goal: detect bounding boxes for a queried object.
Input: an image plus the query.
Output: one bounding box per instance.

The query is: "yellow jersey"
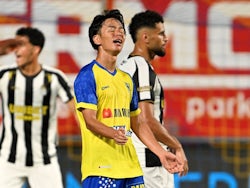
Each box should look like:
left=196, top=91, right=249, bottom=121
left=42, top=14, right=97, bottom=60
left=74, top=60, right=143, bottom=181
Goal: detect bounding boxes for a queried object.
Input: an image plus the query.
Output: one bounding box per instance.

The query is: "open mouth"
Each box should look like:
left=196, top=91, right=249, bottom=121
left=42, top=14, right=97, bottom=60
left=113, top=39, right=122, bottom=44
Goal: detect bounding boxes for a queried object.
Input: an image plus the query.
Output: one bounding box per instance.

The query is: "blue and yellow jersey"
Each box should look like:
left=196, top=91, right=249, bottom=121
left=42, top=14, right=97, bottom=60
left=74, top=60, right=143, bottom=181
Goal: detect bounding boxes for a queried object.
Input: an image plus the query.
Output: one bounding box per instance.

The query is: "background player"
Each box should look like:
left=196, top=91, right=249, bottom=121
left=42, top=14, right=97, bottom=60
left=0, top=27, right=75, bottom=188
left=119, top=10, right=188, bottom=188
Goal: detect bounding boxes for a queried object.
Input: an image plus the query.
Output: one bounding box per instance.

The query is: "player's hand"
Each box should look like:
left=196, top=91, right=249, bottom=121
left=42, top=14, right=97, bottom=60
left=0, top=38, right=19, bottom=55
left=113, top=128, right=128, bottom=145
left=159, top=151, right=181, bottom=174
left=175, top=148, right=189, bottom=176
left=180, top=159, right=189, bottom=176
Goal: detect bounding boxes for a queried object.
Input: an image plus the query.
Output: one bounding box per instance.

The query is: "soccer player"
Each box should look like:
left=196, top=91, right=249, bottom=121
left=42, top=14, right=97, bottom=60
left=119, top=10, right=189, bottom=188
left=0, top=27, right=75, bottom=188
left=74, top=9, right=181, bottom=188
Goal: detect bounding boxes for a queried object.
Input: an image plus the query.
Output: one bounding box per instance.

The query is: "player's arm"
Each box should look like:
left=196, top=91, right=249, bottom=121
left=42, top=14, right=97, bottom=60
left=131, top=115, right=181, bottom=174
left=0, top=39, right=19, bottom=55
left=171, top=136, right=189, bottom=176
left=67, top=98, right=76, bottom=112
left=138, top=101, right=182, bottom=149
left=139, top=101, right=188, bottom=176
left=80, top=108, right=128, bottom=145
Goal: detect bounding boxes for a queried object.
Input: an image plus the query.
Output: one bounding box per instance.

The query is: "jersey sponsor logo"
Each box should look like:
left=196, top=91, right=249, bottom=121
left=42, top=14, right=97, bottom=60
left=102, top=108, right=130, bottom=118
left=114, top=108, right=130, bottom=117
left=102, top=108, right=112, bottom=118
left=9, top=104, right=49, bottom=120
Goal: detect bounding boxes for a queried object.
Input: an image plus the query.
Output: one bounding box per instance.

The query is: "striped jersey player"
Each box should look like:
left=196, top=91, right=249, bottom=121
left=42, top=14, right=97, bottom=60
left=119, top=10, right=188, bottom=188
left=0, top=27, right=74, bottom=188
left=0, top=64, right=73, bottom=166
left=119, top=55, right=165, bottom=167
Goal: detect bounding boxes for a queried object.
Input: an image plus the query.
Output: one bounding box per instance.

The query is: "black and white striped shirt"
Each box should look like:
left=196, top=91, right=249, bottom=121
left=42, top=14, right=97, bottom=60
left=0, top=64, right=73, bottom=166
left=119, top=55, right=165, bottom=167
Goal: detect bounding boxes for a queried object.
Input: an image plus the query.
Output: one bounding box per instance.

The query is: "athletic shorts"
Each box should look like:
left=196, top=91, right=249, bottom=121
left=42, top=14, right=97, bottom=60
left=0, top=157, right=63, bottom=188
left=142, top=166, right=174, bottom=188
left=82, top=176, right=144, bottom=188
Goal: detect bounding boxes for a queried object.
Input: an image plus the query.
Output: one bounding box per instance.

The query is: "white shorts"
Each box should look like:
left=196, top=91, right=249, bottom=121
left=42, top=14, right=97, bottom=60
left=0, top=158, right=63, bottom=188
left=142, top=166, right=174, bottom=188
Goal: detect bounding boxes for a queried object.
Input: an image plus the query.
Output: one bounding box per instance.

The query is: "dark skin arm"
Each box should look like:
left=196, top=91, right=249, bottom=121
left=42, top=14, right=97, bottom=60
left=131, top=115, right=181, bottom=174
left=138, top=101, right=189, bottom=176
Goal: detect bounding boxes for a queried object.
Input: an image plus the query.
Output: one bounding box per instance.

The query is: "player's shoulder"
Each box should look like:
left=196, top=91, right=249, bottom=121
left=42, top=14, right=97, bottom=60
left=77, top=60, right=96, bottom=77
left=117, top=67, right=131, bottom=77
left=120, top=55, right=147, bottom=67
left=0, top=64, right=17, bottom=74
left=74, top=60, right=96, bottom=84
left=42, top=64, right=65, bottom=75
left=119, top=55, right=149, bottom=76
left=129, top=55, right=146, bottom=61
left=41, top=64, right=71, bottom=83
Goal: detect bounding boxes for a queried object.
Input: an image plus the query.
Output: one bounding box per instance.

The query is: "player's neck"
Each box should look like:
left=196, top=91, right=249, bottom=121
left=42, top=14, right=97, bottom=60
left=96, top=50, right=117, bottom=72
left=19, top=61, right=42, bottom=76
left=130, top=46, right=153, bottom=63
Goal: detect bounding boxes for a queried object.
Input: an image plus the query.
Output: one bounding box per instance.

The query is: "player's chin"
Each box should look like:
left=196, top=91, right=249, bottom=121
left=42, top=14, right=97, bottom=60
left=17, top=61, right=28, bottom=69
left=16, top=60, right=23, bottom=67
left=112, top=50, right=122, bottom=56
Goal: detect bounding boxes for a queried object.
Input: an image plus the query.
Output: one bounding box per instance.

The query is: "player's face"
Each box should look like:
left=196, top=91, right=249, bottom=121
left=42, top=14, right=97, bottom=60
left=14, top=36, right=38, bottom=68
left=147, top=22, right=168, bottom=57
left=98, top=18, right=125, bottom=56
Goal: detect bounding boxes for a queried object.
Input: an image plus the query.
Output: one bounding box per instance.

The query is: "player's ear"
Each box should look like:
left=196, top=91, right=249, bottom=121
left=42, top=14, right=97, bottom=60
left=143, top=32, right=149, bottom=43
left=93, top=34, right=101, bottom=46
left=34, top=46, right=41, bottom=54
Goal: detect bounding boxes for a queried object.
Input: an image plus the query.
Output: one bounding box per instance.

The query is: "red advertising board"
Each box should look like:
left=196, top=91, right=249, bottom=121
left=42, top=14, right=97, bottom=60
left=164, top=89, right=250, bottom=138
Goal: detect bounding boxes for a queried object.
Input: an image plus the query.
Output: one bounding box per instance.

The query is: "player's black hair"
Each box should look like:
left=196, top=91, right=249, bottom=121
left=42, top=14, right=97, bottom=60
left=16, top=27, right=45, bottom=53
left=129, top=10, right=164, bottom=43
left=89, top=9, right=125, bottom=50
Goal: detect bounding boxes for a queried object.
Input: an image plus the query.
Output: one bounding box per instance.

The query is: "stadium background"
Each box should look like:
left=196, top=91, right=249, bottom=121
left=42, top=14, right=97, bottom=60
left=0, top=0, right=250, bottom=187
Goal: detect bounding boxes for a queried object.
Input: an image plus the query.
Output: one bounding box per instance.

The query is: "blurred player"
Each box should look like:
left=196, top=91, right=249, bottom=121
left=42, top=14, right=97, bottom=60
left=119, top=10, right=189, bottom=188
left=74, top=9, right=181, bottom=188
left=0, top=27, right=75, bottom=188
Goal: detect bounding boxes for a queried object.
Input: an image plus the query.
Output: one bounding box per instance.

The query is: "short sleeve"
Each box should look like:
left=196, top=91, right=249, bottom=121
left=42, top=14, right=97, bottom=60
left=74, top=65, right=97, bottom=111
